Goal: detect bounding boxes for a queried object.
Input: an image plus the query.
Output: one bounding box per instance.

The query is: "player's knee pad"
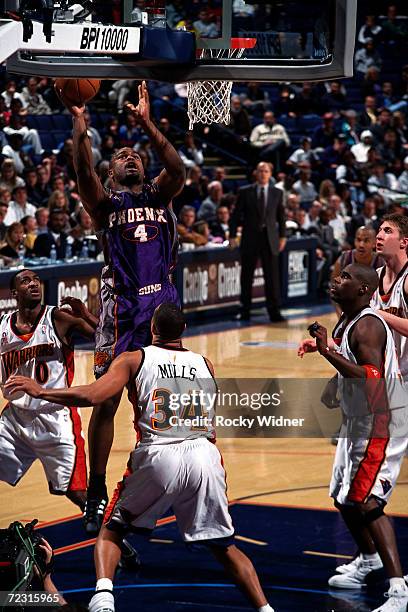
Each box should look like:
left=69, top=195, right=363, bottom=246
left=362, top=505, right=385, bottom=526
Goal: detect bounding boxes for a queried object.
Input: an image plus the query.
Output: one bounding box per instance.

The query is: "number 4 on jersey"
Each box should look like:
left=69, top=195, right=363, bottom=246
left=134, top=224, right=148, bottom=242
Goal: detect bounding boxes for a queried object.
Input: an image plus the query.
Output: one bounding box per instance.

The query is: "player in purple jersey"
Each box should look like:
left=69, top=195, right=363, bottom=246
left=66, top=80, right=185, bottom=534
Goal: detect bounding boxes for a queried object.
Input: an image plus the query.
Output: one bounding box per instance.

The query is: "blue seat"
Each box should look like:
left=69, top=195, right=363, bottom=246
left=52, top=115, right=72, bottom=130
left=296, top=115, right=321, bottom=131
left=34, top=115, right=53, bottom=131
left=39, top=132, right=54, bottom=151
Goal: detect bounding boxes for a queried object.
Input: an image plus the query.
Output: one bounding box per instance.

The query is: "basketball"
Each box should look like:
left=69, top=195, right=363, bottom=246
left=54, top=78, right=100, bottom=107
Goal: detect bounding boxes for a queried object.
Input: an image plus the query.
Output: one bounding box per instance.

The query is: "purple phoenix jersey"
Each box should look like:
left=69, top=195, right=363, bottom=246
left=94, top=182, right=180, bottom=377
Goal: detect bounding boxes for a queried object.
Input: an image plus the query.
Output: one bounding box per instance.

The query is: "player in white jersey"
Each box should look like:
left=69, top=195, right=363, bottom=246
left=301, top=264, right=408, bottom=612
left=370, top=214, right=408, bottom=377
left=6, top=303, right=275, bottom=612
left=0, top=268, right=97, bottom=509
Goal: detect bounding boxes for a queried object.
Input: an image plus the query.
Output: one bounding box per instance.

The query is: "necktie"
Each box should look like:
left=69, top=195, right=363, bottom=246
left=259, top=187, right=266, bottom=226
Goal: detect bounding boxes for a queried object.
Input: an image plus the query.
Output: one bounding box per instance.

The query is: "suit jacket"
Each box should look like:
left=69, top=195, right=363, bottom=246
left=231, top=182, right=285, bottom=255
left=33, top=231, right=68, bottom=259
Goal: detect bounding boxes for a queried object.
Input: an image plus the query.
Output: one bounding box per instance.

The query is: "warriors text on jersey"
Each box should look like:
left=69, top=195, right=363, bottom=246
left=370, top=263, right=408, bottom=377
left=130, top=345, right=217, bottom=445
left=0, top=305, right=74, bottom=411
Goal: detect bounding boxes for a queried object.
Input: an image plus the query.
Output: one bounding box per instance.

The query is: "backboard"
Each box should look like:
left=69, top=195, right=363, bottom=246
left=3, top=0, right=357, bottom=82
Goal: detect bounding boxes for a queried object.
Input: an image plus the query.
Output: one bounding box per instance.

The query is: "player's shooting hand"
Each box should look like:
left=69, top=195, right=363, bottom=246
left=124, top=81, right=150, bottom=125
left=4, top=375, right=42, bottom=398
left=297, top=338, right=317, bottom=358
left=309, top=323, right=329, bottom=354
left=53, top=83, right=85, bottom=116
left=60, top=296, right=87, bottom=318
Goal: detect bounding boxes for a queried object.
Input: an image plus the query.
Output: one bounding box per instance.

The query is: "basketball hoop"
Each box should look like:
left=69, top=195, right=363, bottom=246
left=187, top=37, right=256, bottom=130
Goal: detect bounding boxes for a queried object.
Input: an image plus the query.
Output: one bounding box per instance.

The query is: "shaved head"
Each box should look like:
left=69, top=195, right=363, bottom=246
left=346, top=263, right=379, bottom=294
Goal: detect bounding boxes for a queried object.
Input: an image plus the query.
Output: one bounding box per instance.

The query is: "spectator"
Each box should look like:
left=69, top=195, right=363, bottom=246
left=84, top=111, right=102, bottom=150
left=20, top=77, right=52, bottom=115
left=48, top=189, right=70, bottom=214
left=371, top=107, right=393, bottom=142
left=308, top=208, right=340, bottom=289
left=397, top=156, right=408, bottom=192
left=108, top=79, right=133, bottom=110
left=4, top=185, right=36, bottom=225
left=321, top=81, right=348, bottom=116
left=274, top=173, right=295, bottom=207
left=33, top=208, right=70, bottom=259
left=1, top=79, right=24, bottom=108
left=0, top=205, right=7, bottom=242
left=197, top=181, right=223, bottom=221
left=378, top=128, right=404, bottom=172
left=274, top=85, right=297, bottom=117
left=359, top=95, right=378, bottom=128
left=192, top=220, right=211, bottom=245
left=157, top=117, right=178, bottom=145
left=118, top=112, right=142, bottom=148
left=0, top=159, right=25, bottom=192
left=229, top=96, right=252, bottom=139
left=357, top=15, right=382, bottom=45
left=351, top=130, right=375, bottom=163
left=361, top=65, right=383, bottom=99
left=177, top=205, right=208, bottom=246
left=3, top=112, right=43, bottom=155
left=354, top=40, right=382, bottom=76
left=0, top=187, right=12, bottom=207
left=336, top=151, right=363, bottom=201
left=0, top=221, right=25, bottom=261
left=347, top=197, right=379, bottom=241
left=321, top=134, right=349, bottom=175
left=193, top=9, right=219, bottom=38
left=307, top=200, right=323, bottom=229
left=249, top=111, right=290, bottom=172
left=319, top=179, right=336, bottom=206
left=35, top=207, right=49, bottom=234
left=287, top=137, right=317, bottom=167
left=381, top=4, right=408, bottom=49
left=293, top=82, right=322, bottom=116
left=178, top=132, right=204, bottom=168
left=3, top=131, right=31, bottom=173
left=34, top=164, right=53, bottom=205
left=210, top=205, right=231, bottom=241
left=328, top=194, right=349, bottom=248
left=367, top=160, right=399, bottom=195
left=341, top=110, right=360, bottom=146
left=239, top=82, right=270, bottom=114
left=293, top=162, right=317, bottom=206
left=173, top=165, right=208, bottom=216
left=311, top=112, right=337, bottom=149
left=21, top=214, right=38, bottom=250
left=70, top=207, right=101, bottom=258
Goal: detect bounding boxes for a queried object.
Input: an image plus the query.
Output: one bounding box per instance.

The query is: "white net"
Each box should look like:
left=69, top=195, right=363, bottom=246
left=187, top=46, right=245, bottom=130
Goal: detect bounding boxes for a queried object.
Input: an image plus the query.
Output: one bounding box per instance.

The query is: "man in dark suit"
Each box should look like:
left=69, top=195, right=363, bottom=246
left=33, top=208, right=72, bottom=259
left=231, top=162, right=286, bottom=322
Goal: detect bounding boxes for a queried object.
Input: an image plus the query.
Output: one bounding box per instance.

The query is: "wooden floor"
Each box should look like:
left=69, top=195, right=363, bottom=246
left=1, top=311, right=407, bottom=527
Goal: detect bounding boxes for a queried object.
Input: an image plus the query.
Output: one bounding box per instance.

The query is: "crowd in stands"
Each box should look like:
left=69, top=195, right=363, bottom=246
left=0, top=2, right=407, bottom=294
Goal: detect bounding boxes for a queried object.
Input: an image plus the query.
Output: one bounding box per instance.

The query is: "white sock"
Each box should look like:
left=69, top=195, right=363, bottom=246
left=96, top=578, right=113, bottom=592
left=258, top=605, right=274, bottom=612
left=389, top=577, right=407, bottom=589
left=362, top=552, right=381, bottom=563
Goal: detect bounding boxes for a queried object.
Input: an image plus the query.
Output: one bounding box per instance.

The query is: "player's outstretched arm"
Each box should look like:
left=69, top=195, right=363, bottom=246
left=67, top=103, right=109, bottom=228
left=53, top=307, right=96, bottom=343
left=125, top=81, right=185, bottom=202
left=377, top=309, right=408, bottom=337
left=4, top=353, right=140, bottom=406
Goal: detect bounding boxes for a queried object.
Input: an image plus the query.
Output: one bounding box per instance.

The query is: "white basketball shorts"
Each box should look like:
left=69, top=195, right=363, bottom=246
left=104, top=437, right=234, bottom=542
left=330, top=412, right=408, bottom=505
left=0, top=403, right=87, bottom=493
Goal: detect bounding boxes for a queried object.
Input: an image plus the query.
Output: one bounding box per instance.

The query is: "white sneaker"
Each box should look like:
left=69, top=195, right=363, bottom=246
left=329, top=561, right=378, bottom=589
left=371, top=583, right=408, bottom=611
left=336, top=553, right=383, bottom=574
left=88, top=591, right=115, bottom=612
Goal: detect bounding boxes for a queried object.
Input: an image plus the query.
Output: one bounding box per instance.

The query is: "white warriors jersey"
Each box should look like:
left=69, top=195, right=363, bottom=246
left=130, top=345, right=217, bottom=445
left=0, top=305, right=74, bottom=411
left=333, top=307, right=404, bottom=416
left=370, top=264, right=408, bottom=377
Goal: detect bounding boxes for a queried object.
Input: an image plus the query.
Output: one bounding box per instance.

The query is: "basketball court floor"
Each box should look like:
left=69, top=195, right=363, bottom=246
left=1, top=304, right=407, bottom=611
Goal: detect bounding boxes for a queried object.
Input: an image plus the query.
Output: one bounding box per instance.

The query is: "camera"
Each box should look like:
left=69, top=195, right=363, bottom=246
left=0, top=520, right=46, bottom=592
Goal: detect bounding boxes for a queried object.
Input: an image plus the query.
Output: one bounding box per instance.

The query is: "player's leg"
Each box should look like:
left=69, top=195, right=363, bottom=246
left=88, top=525, right=120, bottom=612
left=174, top=439, right=274, bottom=611
left=0, top=407, right=36, bottom=486
left=36, top=408, right=87, bottom=509
left=209, top=544, right=271, bottom=611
